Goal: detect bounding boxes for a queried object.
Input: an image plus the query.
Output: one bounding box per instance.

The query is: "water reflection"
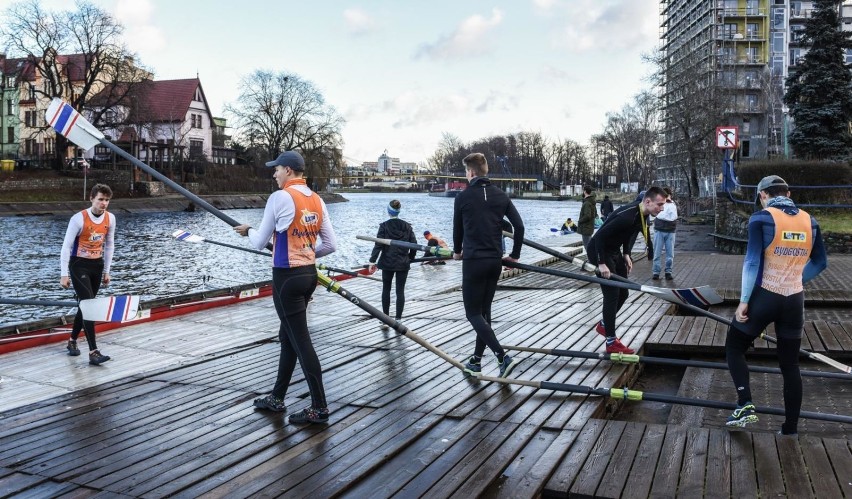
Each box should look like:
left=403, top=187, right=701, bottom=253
left=0, top=192, right=581, bottom=325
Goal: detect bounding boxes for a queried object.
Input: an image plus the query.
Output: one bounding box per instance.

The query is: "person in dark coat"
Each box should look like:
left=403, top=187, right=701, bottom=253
left=600, top=195, right=614, bottom=220
left=453, top=152, right=525, bottom=378
left=577, top=185, right=597, bottom=252
left=370, top=199, right=417, bottom=329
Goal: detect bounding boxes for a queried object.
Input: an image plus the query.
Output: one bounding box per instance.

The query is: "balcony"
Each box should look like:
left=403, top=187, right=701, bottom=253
left=717, top=8, right=767, bottom=18
left=790, top=9, right=814, bottom=20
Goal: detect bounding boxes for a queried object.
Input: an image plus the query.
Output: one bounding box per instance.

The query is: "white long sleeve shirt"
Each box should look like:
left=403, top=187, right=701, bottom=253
left=247, top=184, right=337, bottom=258
left=60, top=208, right=116, bottom=276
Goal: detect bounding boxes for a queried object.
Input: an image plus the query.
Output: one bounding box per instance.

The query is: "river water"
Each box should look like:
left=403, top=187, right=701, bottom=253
left=0, top=192, right=583, bottom=326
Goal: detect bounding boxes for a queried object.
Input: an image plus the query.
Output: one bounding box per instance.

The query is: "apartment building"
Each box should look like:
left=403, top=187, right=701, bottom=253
left=657, top=0, right=852, bottom=194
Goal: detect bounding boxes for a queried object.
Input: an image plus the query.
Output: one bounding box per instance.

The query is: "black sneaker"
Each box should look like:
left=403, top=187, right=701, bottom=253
left=665, top=273, right=674, bottom=280
left=463, top=356, right=482, bottom=376
left=289, top=407, right=329, bottom=424
left=67, top=339, right=80, bottom=356
left=253, top=394, right=287, bottom=412
left=726, top=402, right=758, bottom=428
left=652, top=274, right=660, bottom=280
left=88, top=350, right=111, bottom=366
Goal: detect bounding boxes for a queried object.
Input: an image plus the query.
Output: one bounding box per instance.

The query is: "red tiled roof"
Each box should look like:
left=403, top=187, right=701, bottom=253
left=121, top=78, right=212, bottom=124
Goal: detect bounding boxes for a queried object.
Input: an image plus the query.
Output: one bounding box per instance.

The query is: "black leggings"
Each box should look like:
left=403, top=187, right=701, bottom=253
left=598, top=252, right=629, bottom=338
left=69, top=257, right=103, bottom=351
left=270, top=265, right=326, bottom=409
left=381, top=270, right=409, bottom=319
left=725, top=288, right=805, bottom=434
left=462, top=258, right=505, bottom=359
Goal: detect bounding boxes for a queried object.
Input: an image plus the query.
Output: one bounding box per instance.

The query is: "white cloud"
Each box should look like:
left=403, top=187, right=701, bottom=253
left=531, top=0, right=559, bottom=11
left=551, top=0, right=658, bottom=54
left=343, top=8, right=377, bottom=36
left=539, top=64, right=573, bottom=82
left=114, top=0, right=167, bottom=53
left=415, top=8, right=504, bottom=61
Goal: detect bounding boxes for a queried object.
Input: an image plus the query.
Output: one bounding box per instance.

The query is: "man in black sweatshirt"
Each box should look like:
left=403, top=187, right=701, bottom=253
left=453, top=152, right=525, bottom=378
left=587, top=186, right=666, bottom=354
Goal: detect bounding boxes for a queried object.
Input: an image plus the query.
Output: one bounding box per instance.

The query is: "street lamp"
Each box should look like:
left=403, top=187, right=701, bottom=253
left=782, top=105, right=790, bottom=158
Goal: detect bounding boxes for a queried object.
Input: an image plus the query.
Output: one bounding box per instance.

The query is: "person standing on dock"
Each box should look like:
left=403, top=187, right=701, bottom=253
left=600, top=195, right=614, bottom=220
left=452, top=152, right=525, bottom=378
left=60, top=183, right=115, bottom=366
left=577, top=185, right=597, bottom=253
left=587, top=186, right=666, bottom=355
left=724, top=175, right=827, bottom=434
left=234, top=151, right=337, bottom=425
left=369, top=199, right=417, bottom=329
left=651, top=187, right=678, bottom=280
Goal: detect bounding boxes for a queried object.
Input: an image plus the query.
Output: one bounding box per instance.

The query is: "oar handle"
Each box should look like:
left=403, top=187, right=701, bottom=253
left=356, top=234, right=453, bottom=258
left=0, top=298, right=78, bottom=307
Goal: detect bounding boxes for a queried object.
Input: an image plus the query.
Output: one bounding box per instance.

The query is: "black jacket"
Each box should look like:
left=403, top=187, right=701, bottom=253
left=370, top=218, right=417, bottom=271
left=577, top=194, right=597, bottom=236
left=600, top=198, right=614, bottom=217
left=586, top=201, right=652, bottom=266
left=453, top=177, right=525, bottom=259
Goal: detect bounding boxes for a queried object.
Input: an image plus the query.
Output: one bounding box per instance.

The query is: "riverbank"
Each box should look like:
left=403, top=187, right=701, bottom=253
left=0, top=192, right=348, bottom=217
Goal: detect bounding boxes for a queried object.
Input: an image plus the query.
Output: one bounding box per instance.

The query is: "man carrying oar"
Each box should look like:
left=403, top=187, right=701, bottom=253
left=724, top=175, right=827, bottom=434
left=60, top=184, right=115, bottom=366
left=587, top=186, right=666, bottom=354
left=453, top=152, right=525, bottom=378
left=234, top=151, right=338, bottom=425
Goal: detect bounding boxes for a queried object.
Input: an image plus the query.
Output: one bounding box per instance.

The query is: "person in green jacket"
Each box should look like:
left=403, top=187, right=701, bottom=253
left=577, top=185, right=597, bottom=253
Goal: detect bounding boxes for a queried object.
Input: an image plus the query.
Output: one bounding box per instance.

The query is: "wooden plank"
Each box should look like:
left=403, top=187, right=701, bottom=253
left=814, top=321, right=843, bottom=353
left=676, top=427, right=709, bottom=498
left=594, top=421, right=646, bottom=498
left=704, top=429, right=731, bottom=499
left=728, top=431, right=757, bottom=497
left=685, top=317, right=707, bottom=347
left=543, top=419, right=607, bottom=496
left=752, top=431, right=785, bottom=497
left=776, top=435, right=815, bottom=499
left=569, top=420, right=627, bottom=497
left=486, top=429, right=577, bottom=499
left=622, top=423, right=666, bottom=498
left=798, top=436, right=844, bottom=499
left=822, top=438, right=852, bottom=498
left=0, top=472, right=48, bottom=497
left=648, top=425, right=687, bottom=497
left=826, top=321, right=852, bottom=352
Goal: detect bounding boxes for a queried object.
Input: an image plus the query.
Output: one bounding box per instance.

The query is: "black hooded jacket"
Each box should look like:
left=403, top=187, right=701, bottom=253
left=370, top=218, right=417, bottom=271
left=452, top=176, right=525, bottom=259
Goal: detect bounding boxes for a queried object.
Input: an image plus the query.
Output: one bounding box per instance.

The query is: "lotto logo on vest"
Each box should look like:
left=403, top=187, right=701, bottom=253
left=299, top=208, right=319, bottom=226
left=781, top=231, right=807, bottom=243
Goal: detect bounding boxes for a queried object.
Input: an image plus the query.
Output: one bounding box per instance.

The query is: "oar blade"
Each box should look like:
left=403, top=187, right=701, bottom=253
left=79, top=295, right=140, bottom=322
left=641, top=284, right=722, bottom=307
left=46, top=97, right=104, bottom=150
left=171, top=229, right=205, bottom=243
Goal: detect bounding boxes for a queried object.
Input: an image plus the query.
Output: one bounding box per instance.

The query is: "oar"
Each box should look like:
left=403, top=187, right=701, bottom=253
left=356, top=235, right=453, bottom=258
left=504, top=260, right=852, bottom=374
left=0, top=296, right=140, bottom=322
left=411, top=256, right=451, bottom=263
left=502, top=344, right=852, bottom=381
left=316, top=264, right=382, bottom=282
left=503, top=230, right=723, bottom=307
left=172, top=229, right=271, bottom=256
left=313, top=273, right=852, bottom=424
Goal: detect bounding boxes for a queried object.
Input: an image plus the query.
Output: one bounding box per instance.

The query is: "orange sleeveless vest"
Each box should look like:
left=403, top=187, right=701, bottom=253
left=760, top=207, right=812, bottom=296
left=272, top=179, right=323, bottom=268
left=72, top=209, right=110, bottom=259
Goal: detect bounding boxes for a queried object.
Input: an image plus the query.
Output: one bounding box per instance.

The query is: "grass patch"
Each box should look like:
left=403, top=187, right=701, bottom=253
left=809, top=209, right=852, bottom=233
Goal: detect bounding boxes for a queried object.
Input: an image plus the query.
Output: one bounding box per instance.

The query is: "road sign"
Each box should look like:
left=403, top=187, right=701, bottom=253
left=716, top=126, right=739, bottom=149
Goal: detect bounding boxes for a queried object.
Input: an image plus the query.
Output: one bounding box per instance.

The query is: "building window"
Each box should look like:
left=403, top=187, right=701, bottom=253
left=746, top=0, right=759, bottom=15
left=6, top=127, right=13, bottom=144
left=5, top=99, right=12, bottom=115
left=44, top=137, right=54, bottom=154
left=743, top=119, right=751, bottom=134
left=741, top=140, right=751, bottom=158
left=194, top=88, right=202, bottom=101
left=24, top=138, right=34, bottom=155
left=746, top=23, right=760, bottom=38
left=24, top=110, right=32, bottom=127
left=723, top=23, right=738, bottom=39
left=846, top=49, right=852, bottom=64
left=773, top=32, right=785, bottom=53
left=745, top=47, right=759, bottom=63
left=745, top=94, right=759, bottom=111
left=190, top=139, right=203, bottom=158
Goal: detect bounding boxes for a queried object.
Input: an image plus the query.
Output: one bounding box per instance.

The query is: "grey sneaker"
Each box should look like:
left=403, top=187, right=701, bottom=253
left=726, top=403, right=758, bottom=428
left=67, top=339, right=80, bottom=356
left=463, top=356, right=482, bottom=376
left=88, top=350, right=111, bottom=366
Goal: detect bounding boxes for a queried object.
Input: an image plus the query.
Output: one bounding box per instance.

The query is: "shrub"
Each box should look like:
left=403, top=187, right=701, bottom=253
left=736, top=160, right=852, bottom=205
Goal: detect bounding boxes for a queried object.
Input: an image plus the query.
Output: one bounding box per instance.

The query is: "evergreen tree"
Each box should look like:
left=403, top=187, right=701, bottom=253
left=784, top=0, right=852, bottom=160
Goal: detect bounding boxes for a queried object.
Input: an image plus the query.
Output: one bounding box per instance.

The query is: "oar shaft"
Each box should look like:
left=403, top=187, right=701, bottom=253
left=0, top=298, right=77, bottom=307
left=356, top=235, right=453, bottom=258
left=203, top=238, right=270, bottom=256
left=503, top=230, right=600, bottom=274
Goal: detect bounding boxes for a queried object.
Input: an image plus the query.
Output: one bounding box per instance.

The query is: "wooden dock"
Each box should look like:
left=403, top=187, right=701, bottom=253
left=1, top=239, right=851, bottom=498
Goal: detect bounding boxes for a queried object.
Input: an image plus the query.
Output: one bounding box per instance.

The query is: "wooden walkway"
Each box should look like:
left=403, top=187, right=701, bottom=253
left=1, top=236, right=851, bottom=498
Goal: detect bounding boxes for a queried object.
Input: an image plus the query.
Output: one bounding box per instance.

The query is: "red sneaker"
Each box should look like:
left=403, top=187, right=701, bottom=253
left=605, top=338, right=634, bottom=355
left=595, top=321, right=607, bottom=337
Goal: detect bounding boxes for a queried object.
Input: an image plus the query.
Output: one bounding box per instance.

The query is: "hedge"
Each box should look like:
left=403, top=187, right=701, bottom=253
left=736, top=160, right=852, bottom=205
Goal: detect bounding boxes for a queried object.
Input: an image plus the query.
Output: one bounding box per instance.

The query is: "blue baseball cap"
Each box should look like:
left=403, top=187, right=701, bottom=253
left=265, top=151, right=305, bottom=171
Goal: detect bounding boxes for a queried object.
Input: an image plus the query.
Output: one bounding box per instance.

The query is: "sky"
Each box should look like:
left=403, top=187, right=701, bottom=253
left=36, top=0, right=661, bottom=165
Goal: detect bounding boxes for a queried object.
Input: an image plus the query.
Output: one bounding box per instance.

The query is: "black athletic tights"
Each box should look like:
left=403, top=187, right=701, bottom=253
left=270, top=265, right=327, bottom=409
left=462, top=258, right=505, bottom=359
left=381, top=270, right=409, bottom=319
left=599, top=252, right=629, bottom=338
left=69, top=256, right=103, bottom=351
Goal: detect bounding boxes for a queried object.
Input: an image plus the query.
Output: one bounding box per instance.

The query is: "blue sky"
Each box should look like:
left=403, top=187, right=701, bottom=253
left=43, top=0, right=660, bottom=165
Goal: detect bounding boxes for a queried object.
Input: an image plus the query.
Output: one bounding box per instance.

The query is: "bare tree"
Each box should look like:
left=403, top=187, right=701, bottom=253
left=1, top=0, right=150, bottom=167
left=225, top=69, right=345, bottom=180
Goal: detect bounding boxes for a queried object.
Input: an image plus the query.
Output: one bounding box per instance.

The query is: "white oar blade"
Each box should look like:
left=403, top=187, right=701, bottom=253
left=79, top=295, right=140, bottom=322
left=171, top=229, right=205, bottom=243
left=45, top=98, right=104, bottom=151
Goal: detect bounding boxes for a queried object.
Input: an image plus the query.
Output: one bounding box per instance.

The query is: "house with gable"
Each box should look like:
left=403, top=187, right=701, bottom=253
left=92, top=77, right=214, bottom=167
